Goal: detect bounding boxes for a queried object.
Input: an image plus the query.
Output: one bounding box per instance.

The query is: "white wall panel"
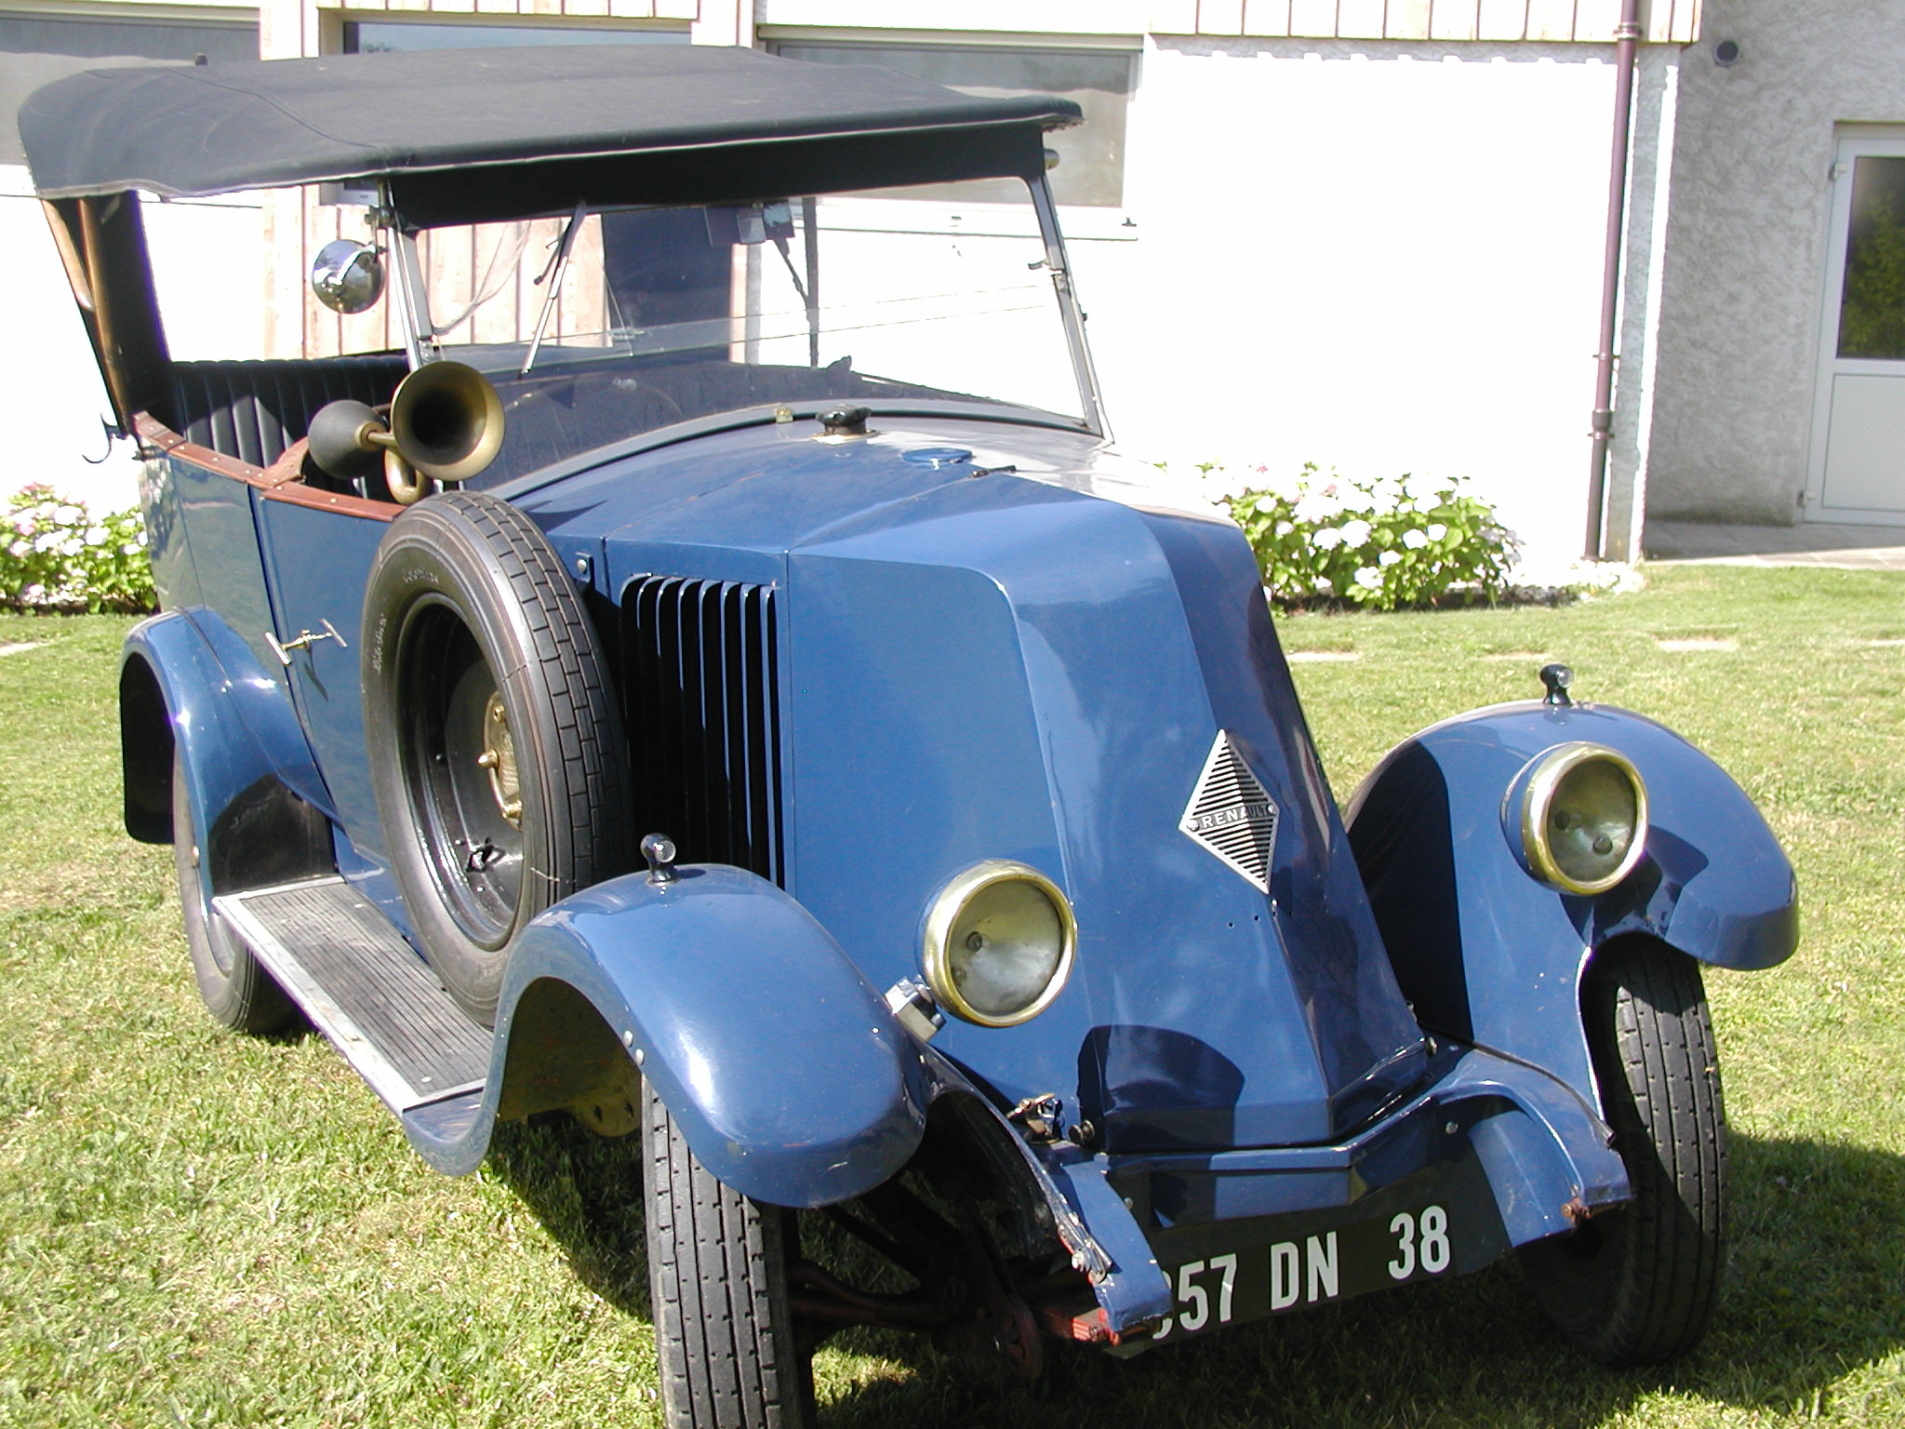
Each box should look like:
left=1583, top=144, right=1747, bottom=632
left=1099, top=37, right=1614, bottom=562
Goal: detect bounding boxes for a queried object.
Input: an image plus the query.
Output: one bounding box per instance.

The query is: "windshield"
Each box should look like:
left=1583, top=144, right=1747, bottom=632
left=339, top=180, right=1086, bottom=483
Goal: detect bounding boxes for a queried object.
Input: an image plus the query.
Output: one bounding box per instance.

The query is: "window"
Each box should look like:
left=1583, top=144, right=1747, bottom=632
left=1837, top=155, right=1905, bottom=360
left=0, top=11, right=258, bottom=164
left=0, top=12, right=254, bottom=62
left=344, top=21, right=687, bottom=53
left=767, top=41, right=1134, bottom=208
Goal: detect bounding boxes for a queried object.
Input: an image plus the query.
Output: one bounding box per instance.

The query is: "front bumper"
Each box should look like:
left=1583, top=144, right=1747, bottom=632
left=932, top=1043, right=1631, bottom=1347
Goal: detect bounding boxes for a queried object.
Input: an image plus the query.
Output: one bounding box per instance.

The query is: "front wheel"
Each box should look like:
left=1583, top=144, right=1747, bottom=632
left=171, top=751, right=297, bottom=1034
left=644, top=1087, right=814, bottom=1429
left=1520, top=937, right=1728, bottom=1365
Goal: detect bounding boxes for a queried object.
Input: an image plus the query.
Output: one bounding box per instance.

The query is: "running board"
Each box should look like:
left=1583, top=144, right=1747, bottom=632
left=214, top=877, right=491, bottom=1115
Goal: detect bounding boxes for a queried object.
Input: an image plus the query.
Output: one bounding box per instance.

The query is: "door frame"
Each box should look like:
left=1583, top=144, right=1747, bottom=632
left=1805, top=128, right=1905, bottom=525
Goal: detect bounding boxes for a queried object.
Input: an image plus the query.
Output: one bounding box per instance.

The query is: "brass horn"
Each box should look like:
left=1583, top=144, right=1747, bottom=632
left=305, top=360, right=506, bottom=506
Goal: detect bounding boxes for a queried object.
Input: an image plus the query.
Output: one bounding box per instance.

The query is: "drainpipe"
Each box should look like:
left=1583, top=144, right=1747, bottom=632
left=1584, top=0, right=1643, bottom=560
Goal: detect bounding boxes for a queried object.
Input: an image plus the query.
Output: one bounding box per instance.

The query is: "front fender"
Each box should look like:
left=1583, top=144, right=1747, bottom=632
left=438, top=867, right=932, bottom=1207
left=1345, top=700, right=1796, bottom=1104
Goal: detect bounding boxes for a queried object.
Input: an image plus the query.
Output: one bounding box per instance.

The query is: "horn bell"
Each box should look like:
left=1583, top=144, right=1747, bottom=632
left=389, top=360, right=506, bottom=484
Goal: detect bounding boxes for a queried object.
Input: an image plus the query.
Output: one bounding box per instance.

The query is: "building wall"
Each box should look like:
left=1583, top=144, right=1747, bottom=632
left=2, top=0, right=261, bottom=511
left=10, top=0, right=1701, bottom=563
left=1644, top=0, right=1905, bottom=526
left=754, top=2, right=1692, bottom=562
left=756, top=0, right=1699, bottom=45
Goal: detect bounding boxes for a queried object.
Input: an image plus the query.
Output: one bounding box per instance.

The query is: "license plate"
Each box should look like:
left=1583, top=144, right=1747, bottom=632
left=1148, top=1200, right=1458, bottom=1343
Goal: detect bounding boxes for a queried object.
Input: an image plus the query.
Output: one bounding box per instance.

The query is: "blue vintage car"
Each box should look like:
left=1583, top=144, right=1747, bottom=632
left=25, top=43, right=1797, bottom=1427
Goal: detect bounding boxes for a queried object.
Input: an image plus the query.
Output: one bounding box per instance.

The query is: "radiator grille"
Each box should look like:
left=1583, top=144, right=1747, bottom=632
left=622, top=576, right=784, bottom=884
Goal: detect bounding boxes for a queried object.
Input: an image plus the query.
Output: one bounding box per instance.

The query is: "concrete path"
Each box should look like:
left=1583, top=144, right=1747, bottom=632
left=1645, top=519, right=1905, bottom=570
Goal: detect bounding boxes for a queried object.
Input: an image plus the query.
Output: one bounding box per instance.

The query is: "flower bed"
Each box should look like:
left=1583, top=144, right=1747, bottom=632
left=2, top=485, right=155, bottom=614
left=1207, top=463, right=1519, bottom=611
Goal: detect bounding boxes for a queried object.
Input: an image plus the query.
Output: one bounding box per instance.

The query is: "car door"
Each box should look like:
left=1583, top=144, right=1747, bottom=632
left=255, top=488, right=394, bottom=862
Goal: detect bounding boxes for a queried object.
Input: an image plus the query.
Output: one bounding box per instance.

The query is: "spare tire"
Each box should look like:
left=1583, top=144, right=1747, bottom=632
left=362, top=490, right=627, bottom=1024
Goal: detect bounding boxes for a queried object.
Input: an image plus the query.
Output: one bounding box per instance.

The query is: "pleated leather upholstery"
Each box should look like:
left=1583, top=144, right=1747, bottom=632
left=167, top=356, right=409, bottom=468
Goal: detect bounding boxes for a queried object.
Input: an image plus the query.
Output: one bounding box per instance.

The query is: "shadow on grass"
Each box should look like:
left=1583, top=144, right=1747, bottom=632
left=486, top=1125, right=1904, bottom=1429
left=486, top=1114, right=652, bottom=1322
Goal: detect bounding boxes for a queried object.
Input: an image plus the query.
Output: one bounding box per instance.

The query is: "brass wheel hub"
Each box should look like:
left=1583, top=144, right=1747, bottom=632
left=475, top=691, right=522, bottom=826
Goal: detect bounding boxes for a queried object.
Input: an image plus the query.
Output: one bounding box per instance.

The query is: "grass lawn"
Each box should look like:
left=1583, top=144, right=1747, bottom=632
left=1, top=562, right=1900, bottom=1428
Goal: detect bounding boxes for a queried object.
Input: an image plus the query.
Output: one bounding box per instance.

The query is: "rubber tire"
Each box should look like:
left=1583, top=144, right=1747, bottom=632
left=1520, top=938, right=1728, bottom=1366
left=362, top=490, right=626, bottom=1025
left=644, top=1087, right=814, bottom=1429
left=172, top=751, right=298, bottom=1034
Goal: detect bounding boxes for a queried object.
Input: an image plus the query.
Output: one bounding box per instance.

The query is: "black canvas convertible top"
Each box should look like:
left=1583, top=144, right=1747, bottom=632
left=21, top=45, right=1081, bottom=223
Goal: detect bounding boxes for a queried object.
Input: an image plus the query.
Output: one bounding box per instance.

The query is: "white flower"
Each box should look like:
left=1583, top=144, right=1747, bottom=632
left=1274, top=520, right=1294, bottom=537
left=1425, top=523, right=1448, bottom=542
left=121, top=542, right=143, bottom=556
left=1339, top=519, right=1373, bottom=548
left=1402, top=528, right=1429, bottom=550
left=1293, top=492, right=1345, bottom=524
left=85, top=525, right=108, bottom=544
left=1379, top=549, right=1403, bottom=567
left=7, top=540, right=25, bottom=559
left=1254, top=468, right=1306, bottom=502
left=1312, top=527, right=1345, bottom=549
left=1313, top=576, right=1334, bottom=592
left=58, top=538, right=83, bottom=557
left=1354, top=567, right=1384, bottom=591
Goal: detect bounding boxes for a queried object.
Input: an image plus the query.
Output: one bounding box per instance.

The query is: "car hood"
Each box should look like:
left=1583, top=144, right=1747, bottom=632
left=517, top=417, right=1428, bottom=1151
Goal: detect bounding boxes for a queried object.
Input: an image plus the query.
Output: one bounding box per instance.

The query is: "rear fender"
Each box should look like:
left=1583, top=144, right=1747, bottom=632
left=1345, top=700, right=1796, bottom=1105
left=435, top=867, right=932, bottom=1207
left=121, top=610, right=332, bottom=893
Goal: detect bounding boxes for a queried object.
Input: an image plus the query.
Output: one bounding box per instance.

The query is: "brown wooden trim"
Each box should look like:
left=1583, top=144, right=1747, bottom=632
left=134, top=412, right=399, bottom=523
left=41, top=199, right=93, bottom=315
left=260, top=441, right=308, bottom=489
left=79, top=195, right=170, bottom=430
left=132, top=411, right=184, bottom=452
left=261, top=477, right=400, bottom=522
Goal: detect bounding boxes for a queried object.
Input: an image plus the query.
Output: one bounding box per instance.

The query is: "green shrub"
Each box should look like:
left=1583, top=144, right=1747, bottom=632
left=2, top=484, right=156, bottom=614
left=1210, top=462, right=1519, bottom=611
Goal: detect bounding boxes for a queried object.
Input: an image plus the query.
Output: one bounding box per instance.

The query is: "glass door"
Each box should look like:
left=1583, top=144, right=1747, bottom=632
left=1807, top=137, right=1905, bottom=522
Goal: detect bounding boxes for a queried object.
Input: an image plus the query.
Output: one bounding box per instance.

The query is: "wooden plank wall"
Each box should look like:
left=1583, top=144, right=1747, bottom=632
left=261, top=0, right=698, bottom=59
left=261, top=0, right=718, bottom=357
left=1177, top=0, right=1699, bottom=42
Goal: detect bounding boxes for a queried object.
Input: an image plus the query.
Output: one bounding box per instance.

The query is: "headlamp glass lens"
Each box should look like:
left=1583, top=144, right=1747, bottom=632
left=948, top=880, right=1064, bottom=1018
left=1546, top=758, right=1640, bottom=888
left=923, top=863, right=1075, bottom=1025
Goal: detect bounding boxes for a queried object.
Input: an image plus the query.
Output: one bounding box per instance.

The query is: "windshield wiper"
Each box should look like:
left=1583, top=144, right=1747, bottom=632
left=521, top=200, right=587, bottom=377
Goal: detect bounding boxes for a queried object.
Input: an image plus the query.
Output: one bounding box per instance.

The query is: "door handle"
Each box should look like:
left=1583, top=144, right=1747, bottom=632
left=266, top=619, right=347, bottom=666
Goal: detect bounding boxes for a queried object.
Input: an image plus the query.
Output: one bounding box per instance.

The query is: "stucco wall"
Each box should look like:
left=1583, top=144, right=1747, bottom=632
left=1645, top=0, right=1905, bottom=526
left=1602, top=44, right=1678, bottom=561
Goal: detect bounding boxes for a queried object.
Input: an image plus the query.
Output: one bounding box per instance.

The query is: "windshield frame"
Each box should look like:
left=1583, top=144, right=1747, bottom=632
left=377, top=171, right=1110, bottom=444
